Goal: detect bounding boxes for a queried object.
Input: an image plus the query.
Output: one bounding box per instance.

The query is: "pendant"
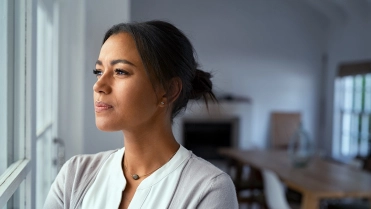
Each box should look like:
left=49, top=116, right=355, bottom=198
left=132, top=174, right=140, bottom=180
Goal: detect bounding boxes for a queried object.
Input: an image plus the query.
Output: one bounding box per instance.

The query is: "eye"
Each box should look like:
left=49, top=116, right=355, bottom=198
left=115, top=69, right=129, bottom=75
left=93, top=69, right=103, bottom=77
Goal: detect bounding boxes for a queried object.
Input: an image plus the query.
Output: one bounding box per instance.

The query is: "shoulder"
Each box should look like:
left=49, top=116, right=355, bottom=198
left=66, top=149, right=118, bottom=171
left=173, top=153, right=238, bottom=208
left=183, top=153, right=236, bottom=191
left=43, top=149, right=119, bottom=209
left=60, top=149, right=118, bottom=182
left=61, top=149, right=119, bottom=192
left=183, top=153, right=225, bottom=178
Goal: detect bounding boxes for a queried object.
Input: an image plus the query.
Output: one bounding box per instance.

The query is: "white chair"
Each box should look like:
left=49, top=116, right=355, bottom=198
left=262, top=169, right=291, bottom=209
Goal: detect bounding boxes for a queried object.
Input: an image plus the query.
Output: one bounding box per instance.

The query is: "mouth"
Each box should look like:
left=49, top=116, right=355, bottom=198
left=95, top=101, right=113, bottom=113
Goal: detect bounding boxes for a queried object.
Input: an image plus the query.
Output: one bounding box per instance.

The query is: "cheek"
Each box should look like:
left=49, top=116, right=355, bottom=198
left=128, top=85, right=157, bottom=110
left=130, top=83, right=158, bottom=114
left=116, top=81, right=158, bottom=114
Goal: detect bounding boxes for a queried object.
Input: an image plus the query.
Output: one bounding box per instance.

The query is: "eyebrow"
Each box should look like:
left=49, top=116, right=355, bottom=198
left=95, top=59, right=135, bottom=66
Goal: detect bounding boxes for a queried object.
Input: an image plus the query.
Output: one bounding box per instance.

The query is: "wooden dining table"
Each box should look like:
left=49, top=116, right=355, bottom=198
left=218, top=148, right=371, bottom=209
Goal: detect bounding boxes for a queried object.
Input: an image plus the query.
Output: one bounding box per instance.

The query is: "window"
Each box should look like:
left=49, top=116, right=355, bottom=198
left=0, top=0, right=32, bottom=208
left=1, top=0, right=68, bottom=208
left=335, top=61, right=371, bottom=158
left=35, top=1, right=61, bottom=207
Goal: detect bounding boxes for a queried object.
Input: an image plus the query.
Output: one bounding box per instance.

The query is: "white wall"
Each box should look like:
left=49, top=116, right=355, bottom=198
left=83, top=0, right=131, bottom=154
left=58, top=0, right=131, bottom=158
left=323, top=1, right=371, bottom=156
left=131, top=0, right=327, bottom=148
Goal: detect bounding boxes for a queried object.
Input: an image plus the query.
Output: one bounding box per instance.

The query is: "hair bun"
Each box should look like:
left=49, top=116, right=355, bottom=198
left=190, top=69, right=214, bottom=100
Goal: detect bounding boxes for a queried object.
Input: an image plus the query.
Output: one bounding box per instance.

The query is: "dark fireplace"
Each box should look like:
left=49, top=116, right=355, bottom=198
left=182, top=117, right=239, bottom=160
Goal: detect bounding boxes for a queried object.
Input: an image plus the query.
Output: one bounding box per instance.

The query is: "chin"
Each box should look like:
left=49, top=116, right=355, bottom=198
left=95, top=120, right=120, bottom=132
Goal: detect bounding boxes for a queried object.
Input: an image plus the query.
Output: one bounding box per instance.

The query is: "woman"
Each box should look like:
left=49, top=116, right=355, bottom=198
left=44, top=20, right=238, bottom=209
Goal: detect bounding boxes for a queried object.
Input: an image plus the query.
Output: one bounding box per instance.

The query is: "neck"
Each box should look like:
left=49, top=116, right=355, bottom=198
left=122, top=123, right=180, bottom=178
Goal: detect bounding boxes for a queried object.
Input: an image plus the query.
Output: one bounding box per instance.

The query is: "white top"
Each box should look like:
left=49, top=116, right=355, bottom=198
left=44, top=146, right=238, bottom=209
left=81, top=145, right=190, bottom=209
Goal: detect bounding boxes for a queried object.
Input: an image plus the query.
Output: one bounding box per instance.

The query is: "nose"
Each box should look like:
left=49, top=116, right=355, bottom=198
left=93, top=75, right=112, bottom=95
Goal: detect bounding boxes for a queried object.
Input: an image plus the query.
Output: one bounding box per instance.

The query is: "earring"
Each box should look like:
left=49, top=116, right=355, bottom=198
left=161, top=101, right=165, bottom=105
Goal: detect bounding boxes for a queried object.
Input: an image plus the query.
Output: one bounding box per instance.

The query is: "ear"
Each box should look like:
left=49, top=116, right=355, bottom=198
left=161, top=77, right=182, bottom=106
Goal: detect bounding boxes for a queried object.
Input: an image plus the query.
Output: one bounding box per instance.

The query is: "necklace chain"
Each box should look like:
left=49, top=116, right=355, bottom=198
left=123, top=149, right=178, bottom=180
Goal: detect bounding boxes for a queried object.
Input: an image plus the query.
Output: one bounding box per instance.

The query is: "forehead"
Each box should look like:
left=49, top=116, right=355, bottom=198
left=98, top=33, right=142, bottom=64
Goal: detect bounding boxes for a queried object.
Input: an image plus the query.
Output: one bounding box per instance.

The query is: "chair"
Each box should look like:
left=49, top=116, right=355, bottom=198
left=262, top=169, right=291, bottom=209
left=270, top=112, right=301, bottom=149
left=361, top=156, right=371, bottom=173
left=269, top=112, right=303, bottom=205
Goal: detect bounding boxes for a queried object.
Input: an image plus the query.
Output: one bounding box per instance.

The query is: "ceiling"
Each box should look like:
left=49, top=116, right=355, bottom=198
left=300, top=0, right=371, bottom=23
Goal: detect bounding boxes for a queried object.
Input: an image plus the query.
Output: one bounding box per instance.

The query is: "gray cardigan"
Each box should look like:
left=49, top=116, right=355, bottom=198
left=43, top=149, right=238, bottom=209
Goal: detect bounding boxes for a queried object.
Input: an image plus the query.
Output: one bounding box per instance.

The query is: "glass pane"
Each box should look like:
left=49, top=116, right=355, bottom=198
left=365, top=74, right=371, bottom=112
left=0, top=0, right=10, bottom=174
left=36, top=4, right=45, bottom=134
left=0, top=0, right=26, bottom=174
left=343, top=76, right=353, bottom=111
left=341, top=112, right=351, bottom=155
left=353, top=75, right=363, bottom=112
left=35, top=2, right=60, bottom=208
left=37, top=3, right=54, bottom=135
left=36, top=127, right=54, bottom=208
left=359, top=114, right=370, bottom=156
left=13, top=0, right=27, bottom=163
left=350, top=113, right=360, bottom=156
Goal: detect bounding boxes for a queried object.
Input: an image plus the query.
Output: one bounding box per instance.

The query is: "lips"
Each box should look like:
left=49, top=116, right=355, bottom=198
left=95, top=101, right=113, bottom=113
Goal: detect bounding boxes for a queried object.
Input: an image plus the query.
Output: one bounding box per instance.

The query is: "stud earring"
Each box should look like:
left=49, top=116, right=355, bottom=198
left=161, top=101, right=165, bottom=105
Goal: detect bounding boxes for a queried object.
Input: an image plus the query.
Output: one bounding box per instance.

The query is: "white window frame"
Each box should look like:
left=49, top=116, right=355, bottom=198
left=0, top=0, right=13, bottom=176
left=0, top=0, right=37, bottom=208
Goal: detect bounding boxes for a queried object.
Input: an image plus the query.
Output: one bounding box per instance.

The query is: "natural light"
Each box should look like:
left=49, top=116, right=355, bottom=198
left=338, top=74, right=371, bottom=157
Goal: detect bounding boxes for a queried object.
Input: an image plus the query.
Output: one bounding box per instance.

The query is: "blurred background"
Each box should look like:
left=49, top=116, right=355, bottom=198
left=76, top=0, right=370, bottom=161
left=1, top=0, right=370, bottom=208
left=54, top=0, right=371, bottom=157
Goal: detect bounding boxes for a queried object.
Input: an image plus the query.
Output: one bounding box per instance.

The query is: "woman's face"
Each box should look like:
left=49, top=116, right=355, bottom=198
left=93, top=33, right=165, bottom=132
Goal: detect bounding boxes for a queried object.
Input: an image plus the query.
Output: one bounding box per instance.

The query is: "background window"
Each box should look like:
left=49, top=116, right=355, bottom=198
left=335, top=61, right=371, bottom=158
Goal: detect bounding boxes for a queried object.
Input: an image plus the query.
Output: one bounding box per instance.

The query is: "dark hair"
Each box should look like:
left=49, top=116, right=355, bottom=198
left=103, top=20, right=217, bottom=120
